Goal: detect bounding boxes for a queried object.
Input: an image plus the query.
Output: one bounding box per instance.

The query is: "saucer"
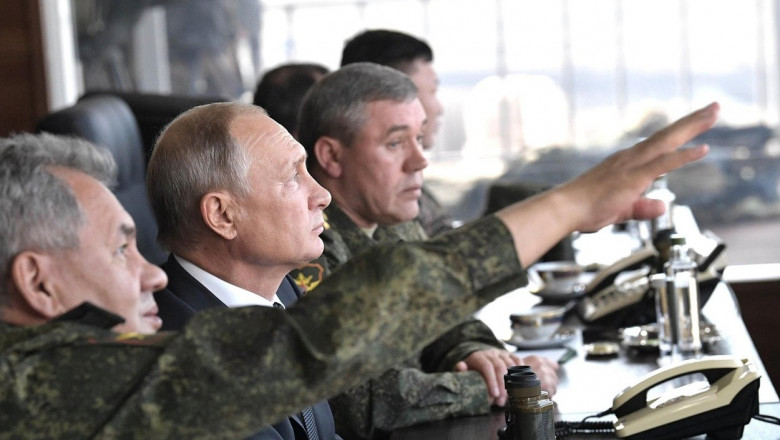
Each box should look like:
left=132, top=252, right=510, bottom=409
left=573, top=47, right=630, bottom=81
left=504, top=326, right=577, bottom=350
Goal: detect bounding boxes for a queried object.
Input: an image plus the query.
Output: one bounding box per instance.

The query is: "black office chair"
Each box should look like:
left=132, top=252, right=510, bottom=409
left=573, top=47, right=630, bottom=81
left=36, top=95, right=167, bottom=265
left=80, top=90, right=230, bottom=164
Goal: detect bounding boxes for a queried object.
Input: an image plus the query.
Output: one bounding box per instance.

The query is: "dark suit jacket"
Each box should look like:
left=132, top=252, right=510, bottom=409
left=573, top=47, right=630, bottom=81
left=154, top=255, right=341, bottom=440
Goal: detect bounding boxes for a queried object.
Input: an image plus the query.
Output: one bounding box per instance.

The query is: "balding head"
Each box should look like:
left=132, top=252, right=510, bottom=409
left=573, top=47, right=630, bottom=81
left=146, top=102, right=264, bottom=253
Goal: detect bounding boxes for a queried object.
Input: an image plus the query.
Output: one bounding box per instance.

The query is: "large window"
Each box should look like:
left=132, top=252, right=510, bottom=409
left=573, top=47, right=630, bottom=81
left=64, top=0, right=780, bottom=264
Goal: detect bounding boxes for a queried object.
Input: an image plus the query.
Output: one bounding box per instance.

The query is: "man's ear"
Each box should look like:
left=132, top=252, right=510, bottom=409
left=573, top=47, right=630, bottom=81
left=200, top=191, right=239, bottom=240
left=313, top=136, right=345, bottom=179
left=9, top=252, right=62, bottom=320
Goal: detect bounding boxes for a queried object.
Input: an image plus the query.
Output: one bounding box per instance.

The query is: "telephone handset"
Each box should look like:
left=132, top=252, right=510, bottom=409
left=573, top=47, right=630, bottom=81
left=612, top=355, right=761, bottom=440
left=576, top=246, right=657, bottom=323
left=584, top=246, right=658, bottom=294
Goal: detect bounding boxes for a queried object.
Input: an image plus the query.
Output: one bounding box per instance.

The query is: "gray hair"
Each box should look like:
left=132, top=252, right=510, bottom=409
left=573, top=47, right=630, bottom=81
left=147, top=102, right=259, bottom=253
left=0, top=132, right=117, bottom=299
left=297, top=62, right=418, bottom=172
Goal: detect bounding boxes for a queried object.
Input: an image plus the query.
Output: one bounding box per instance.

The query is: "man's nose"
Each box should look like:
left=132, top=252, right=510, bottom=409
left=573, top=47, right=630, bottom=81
left=406, top=142, right=429, bottom=172
left=143, top=260, right=168, bottom=292
left=311, top=179, right=332, bottom=209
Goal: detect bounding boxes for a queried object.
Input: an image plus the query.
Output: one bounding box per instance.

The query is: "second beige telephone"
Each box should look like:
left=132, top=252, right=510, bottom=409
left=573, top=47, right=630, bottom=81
left=612, top=355, right=761, bottom=440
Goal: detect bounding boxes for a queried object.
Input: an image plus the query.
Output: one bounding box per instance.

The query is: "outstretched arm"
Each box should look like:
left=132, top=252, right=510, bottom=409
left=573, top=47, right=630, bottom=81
left=496, top=102, right=718, bottom=268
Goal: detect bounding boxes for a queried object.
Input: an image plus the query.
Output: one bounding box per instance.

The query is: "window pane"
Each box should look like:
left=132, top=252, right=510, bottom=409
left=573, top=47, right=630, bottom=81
left=68, top=0, right=780, bottom=265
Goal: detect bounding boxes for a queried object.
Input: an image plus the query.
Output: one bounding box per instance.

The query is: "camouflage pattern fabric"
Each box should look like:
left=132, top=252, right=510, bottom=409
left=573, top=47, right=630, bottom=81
left=290, top=205, right=429, bottom=293
left=289, top=206, right=515, bottom=440
left=0, top=215, right=525, bottom=440
left=417, top=184, right=456, bottom=237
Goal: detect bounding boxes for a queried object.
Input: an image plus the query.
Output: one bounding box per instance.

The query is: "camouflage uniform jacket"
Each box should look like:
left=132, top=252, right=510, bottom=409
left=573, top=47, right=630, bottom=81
left=0, top=216, right=526, bottom=440
left=289, top=205, right=513, bottom=440
left=417, top=184, right=456, bottom=237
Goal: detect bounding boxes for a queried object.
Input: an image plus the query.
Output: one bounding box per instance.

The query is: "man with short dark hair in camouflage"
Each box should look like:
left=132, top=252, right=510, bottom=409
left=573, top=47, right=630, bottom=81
left=291, top=63, right=559, bottom=440
left=0, top=95, right=718, bottom=439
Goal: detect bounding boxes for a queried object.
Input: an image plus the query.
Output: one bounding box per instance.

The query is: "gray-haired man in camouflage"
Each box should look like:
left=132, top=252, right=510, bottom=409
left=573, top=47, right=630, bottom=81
left=0, top=95, right=717, bottom=439
left=291, top=63, right=559, bottom=439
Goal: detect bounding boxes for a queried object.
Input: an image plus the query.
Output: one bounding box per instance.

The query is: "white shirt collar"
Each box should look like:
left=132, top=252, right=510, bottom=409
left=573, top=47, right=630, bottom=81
left=174, top=255, right=281, bottom=308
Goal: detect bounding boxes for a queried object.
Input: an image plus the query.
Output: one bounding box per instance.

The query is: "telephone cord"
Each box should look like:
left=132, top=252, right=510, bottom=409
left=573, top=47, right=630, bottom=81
left=553, top=408, right=780, bottom=437
left=754, top=413, right=780, bottom=425
left=554, top=408, right=615, bottom=438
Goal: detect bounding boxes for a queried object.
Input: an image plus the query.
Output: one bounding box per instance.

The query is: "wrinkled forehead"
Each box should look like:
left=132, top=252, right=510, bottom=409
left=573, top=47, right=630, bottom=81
left=48, top=166, right=98, bottom=199
left=231, top=113, right=306, bottom=168
left=364, top=97, right=426, bottom=123
left=232, top=112, right=285, bottom=146
left=49, top=166, right=133, bottom=232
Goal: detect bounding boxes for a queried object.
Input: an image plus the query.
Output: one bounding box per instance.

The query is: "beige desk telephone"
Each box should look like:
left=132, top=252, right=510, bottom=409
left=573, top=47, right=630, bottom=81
left=576, top=246, right=657, bottom=323
left=612, top=355, right=761, bottom=440
left=576, top=239, right=724, bottom=325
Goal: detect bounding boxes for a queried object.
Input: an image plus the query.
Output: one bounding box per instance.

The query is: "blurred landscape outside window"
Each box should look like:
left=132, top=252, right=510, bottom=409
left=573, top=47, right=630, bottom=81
left=68, top=0, right=780, bottom=264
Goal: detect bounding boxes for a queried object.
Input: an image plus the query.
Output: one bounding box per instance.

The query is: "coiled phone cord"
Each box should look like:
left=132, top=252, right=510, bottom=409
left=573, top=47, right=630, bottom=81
left=553, top=408, right=780, bottom=437
left=554, top=408, right=615, bottom=437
